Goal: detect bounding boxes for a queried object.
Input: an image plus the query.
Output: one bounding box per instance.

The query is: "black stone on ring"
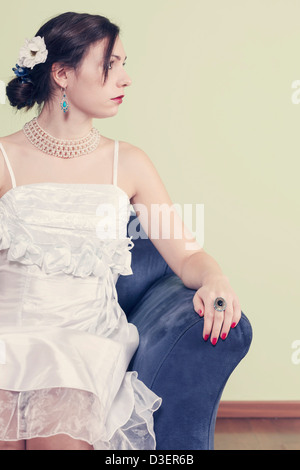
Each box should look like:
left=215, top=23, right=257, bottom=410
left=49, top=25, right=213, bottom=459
left=213, top=297, right=227, bottom=312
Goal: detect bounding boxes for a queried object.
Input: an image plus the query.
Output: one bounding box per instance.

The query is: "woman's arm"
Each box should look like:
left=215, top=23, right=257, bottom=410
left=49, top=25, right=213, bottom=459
left=180, top=249, right=224, bottom=289
left=126, top=144, right=242, bottom=343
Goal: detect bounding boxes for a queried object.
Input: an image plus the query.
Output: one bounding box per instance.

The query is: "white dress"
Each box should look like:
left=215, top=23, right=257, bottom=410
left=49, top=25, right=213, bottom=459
left=0, top=140, right=162, bottom=449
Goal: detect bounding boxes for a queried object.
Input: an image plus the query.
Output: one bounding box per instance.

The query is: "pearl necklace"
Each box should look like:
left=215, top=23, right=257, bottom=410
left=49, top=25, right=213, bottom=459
left=23, top=117, right=101, bottom=159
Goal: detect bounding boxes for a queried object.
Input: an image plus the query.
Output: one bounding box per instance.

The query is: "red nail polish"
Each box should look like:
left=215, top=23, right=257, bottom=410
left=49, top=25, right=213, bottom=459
left=221, top=333, right=227, bottom=340
left=212, top=338, right=217, bottom=345
left=204, top=334, right=209, bottom=341
left=231, top=322, right=236, bottom=328
left=198, top=309, right=202, bottom=315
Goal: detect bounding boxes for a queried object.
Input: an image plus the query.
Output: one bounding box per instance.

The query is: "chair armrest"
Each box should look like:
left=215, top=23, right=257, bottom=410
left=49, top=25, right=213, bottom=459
left=127, top=274, right=253, bottom=450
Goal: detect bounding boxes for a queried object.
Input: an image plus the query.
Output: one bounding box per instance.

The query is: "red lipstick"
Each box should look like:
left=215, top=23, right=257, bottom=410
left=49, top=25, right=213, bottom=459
left=111, top=95, right=124, bottom=103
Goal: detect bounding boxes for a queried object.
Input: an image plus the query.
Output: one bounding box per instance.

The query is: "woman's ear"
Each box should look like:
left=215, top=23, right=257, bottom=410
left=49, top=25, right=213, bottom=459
left=51, top=63, right=70, bottom=89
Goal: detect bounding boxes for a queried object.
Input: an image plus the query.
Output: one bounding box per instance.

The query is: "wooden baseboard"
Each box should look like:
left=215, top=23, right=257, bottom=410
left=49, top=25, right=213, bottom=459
left=217, top=401, right=300, bottom=418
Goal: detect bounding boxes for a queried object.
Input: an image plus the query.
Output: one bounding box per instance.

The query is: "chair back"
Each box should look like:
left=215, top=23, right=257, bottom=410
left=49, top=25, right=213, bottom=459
left=116, top=214, right=174, bottom=315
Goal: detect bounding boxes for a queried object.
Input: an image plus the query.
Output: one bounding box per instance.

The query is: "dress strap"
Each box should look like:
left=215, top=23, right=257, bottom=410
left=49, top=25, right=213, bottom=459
left=0, top=142, right=16, bottom=188
left=113, top=140, right=119, bottom=186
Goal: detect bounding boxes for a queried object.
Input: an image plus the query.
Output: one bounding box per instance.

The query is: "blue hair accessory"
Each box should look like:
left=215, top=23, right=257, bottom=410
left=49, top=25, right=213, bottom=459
left=12, top=64, right=33, bottom=84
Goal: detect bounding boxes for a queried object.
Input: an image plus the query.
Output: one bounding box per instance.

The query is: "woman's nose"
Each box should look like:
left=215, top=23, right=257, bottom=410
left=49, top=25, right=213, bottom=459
left=119, top=70, right=132, bottom=88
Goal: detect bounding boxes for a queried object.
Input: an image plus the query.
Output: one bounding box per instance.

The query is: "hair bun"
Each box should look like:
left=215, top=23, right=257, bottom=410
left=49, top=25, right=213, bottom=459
left=6, top=77, right=35, bottom=110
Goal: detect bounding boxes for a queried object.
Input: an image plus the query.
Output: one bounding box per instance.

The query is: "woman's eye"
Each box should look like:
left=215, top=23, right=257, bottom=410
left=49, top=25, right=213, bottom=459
left=108, top=60, right=127, bottom=70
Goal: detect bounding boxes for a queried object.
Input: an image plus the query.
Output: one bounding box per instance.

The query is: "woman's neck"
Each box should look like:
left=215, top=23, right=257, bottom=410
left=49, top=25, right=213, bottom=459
left=37, top=102, right=94, bottom=140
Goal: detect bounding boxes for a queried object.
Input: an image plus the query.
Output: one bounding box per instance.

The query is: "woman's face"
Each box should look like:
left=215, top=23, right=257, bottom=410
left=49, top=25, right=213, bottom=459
left=63, top=36, right=132, bottom=119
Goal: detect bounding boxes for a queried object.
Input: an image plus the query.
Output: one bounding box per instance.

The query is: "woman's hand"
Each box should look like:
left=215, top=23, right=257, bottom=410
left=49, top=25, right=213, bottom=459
left=193, top=274, right=241, bottom=345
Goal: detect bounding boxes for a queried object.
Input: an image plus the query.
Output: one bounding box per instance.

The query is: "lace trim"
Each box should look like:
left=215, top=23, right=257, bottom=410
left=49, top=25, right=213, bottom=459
left=0, top=373, right=162, bottom=450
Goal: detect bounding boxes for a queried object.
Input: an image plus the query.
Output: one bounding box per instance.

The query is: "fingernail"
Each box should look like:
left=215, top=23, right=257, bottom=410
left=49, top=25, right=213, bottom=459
left=212, top=337, right=217, bottom=345
left=198, top=309, right=202, bottom=315
left=221, top=333, right=227, bottom=340
left=231, top=322, right=236, bottom=328
left=204, top=334, right=209, bottom=341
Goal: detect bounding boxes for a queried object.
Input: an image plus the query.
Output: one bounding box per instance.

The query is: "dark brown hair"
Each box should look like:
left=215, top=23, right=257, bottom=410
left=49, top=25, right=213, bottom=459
left=6, top=12, right=120, bottom=111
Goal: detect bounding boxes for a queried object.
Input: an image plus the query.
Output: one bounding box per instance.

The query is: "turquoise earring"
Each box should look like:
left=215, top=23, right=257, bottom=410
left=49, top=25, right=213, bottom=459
left=60, top=87, right=69, bottom=113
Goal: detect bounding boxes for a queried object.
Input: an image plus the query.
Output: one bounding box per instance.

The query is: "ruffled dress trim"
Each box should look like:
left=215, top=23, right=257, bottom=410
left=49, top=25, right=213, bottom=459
left=0, top=372, right=162, bottom=450
left=0, top=203, right=134, bottom=278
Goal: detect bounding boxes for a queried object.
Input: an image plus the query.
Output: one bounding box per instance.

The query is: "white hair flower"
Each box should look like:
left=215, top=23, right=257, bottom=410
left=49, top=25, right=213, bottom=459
left=18, top=36, right=48, bottom=69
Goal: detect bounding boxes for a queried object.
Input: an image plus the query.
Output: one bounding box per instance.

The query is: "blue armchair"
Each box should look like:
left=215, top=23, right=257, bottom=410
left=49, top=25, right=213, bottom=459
left=116, top=213, right=253, bottom=450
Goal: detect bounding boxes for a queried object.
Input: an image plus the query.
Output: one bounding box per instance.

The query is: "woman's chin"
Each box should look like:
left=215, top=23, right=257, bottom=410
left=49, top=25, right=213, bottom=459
left=91, top=108, right=120, bottom=119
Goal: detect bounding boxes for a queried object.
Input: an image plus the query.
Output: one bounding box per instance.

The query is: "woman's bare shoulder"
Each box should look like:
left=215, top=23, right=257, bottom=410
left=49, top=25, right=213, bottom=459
left=0, top=131, right=26, bottom=189
left=0, top=130, right=27, bottom=148
left=114, top=140, right=154, bottom=200
left=118, top=139, right=154, bottom=177
left=118, top=139, right=151, bottom=169
left=119, top=139, right=147, bottom=154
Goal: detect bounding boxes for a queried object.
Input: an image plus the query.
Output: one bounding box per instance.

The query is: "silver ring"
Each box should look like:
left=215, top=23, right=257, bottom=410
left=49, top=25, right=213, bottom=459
left=214, top=297, right=227, bottom=312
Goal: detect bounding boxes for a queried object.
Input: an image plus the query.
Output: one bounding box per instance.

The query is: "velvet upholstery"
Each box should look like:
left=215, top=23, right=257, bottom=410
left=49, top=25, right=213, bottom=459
left=116, top=214, right=252, bottom=450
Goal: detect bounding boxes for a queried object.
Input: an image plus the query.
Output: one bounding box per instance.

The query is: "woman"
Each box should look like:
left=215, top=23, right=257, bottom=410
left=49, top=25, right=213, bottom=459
left=0, top=11, right=241, bottom=450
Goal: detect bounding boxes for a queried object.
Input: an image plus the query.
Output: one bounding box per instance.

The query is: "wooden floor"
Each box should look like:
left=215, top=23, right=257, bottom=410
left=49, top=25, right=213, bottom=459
left=214, top=418, right=300, bottom=450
